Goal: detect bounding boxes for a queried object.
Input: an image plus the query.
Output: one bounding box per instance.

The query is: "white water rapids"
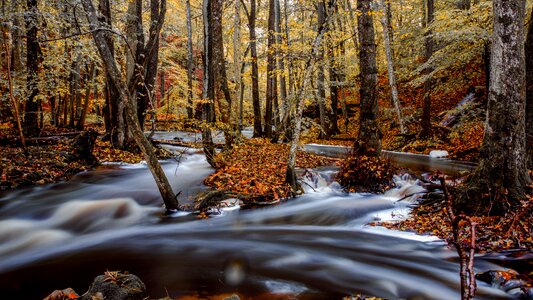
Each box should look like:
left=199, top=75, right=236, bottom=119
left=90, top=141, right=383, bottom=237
left=0, top=146, right=513, bottom=299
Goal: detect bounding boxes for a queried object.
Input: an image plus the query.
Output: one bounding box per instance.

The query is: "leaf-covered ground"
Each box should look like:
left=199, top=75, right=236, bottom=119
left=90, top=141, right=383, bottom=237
left=372, top=188, right=533, bottom=253
left=0, top=126, right=145, bottom=192
left=204, top=138, right=340, bottom=204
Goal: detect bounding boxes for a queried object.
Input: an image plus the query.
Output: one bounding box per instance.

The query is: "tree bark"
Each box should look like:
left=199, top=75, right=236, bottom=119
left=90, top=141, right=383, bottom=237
left=82, top=0, right=179, bottom=211
left=420, top=0, right=434, bottom=137
left=286, top=0, right=335, bottom=193
left=248, top=0, right=263, bottom=137
left=275, top=0, right=286, bottom=126
left=233, top=0, right=242, bottom=132
left=24, top=0, right=41, bottom=137
left=380, top=0, right=406, bottom=134
left=265, top=0, right=277, bottom=138
left=202, top=0, right=216, bottom=167
left=526, top=7, right=533, bottom=169
left=466, top=0, right=530, bottom=211
left=186, top=0, right=195, bottom=120
left=356, top=0, right=381, bottom=155
left=317, top=0, right=331, bottom=139
left=77, top=62, right=96, bottom=130
left=98, top=0, right=124, bottom=147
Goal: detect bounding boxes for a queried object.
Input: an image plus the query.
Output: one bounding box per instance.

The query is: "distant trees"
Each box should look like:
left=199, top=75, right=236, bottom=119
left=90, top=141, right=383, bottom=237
left=465, top=0, right=530, bottom=212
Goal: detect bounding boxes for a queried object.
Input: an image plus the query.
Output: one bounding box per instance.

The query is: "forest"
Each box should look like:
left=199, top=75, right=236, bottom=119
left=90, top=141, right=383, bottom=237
left=0, top=0, right=532, bottom=299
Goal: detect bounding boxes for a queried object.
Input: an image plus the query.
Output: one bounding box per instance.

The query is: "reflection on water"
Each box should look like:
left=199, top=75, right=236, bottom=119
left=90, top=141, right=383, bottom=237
left=0, top=149, right=511, bottom=300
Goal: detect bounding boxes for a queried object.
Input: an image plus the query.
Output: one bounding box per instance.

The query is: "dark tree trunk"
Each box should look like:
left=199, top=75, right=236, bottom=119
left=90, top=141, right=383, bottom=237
left=465, top=0, right=530, bottom=212
left=275, top=0, right=285, bottom=127
left=77, top=62, right=96, bottom=130
left=186, top=0, right=195, bottom=119
left=327, top=0, right=340, bottom=135
left=355, top=0, right=381, bottom=155
left=98, top=0, right=124, bottom=147
left=265, top=0, right=277, bottom=138
left=526, top=8, right=533, bottom=169
left=420, top=0, right=434, bottom=138
left=24, top=0, right=41, bottom=137
left=202, top=0, right=216, bottom=167
left=317, top=0, right=331, bottom=139
left=249, top=0, right=263, bottom=137
left=137, top=0, right=162, bottom=129
left=211, top=0, right=232, bottom=126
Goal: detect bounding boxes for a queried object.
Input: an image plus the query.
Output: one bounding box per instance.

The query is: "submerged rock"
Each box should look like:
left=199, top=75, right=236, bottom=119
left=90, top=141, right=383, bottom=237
left=80, top=272, right=146, bottom=300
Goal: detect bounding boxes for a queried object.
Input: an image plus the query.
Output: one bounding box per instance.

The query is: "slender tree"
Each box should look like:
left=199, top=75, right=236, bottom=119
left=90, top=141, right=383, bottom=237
left=98, top=0, right=124, bottom=147
left=286, top=0, right=335, bottom=193
left=265, top=0, right=277, bottom=138
left=186, top=0, right=195, bottom=120
left=202, top=0, right=216, bottom=167
left=316, top=0, right=332, bottom=139
left=420, top=0, right=434, bottom=137
left=464, top=0, right=530, bottom=212
left=380, top=0, right=405, bottom=134
left=355, top=0, right=381, bottom=155
left=246, top=0, right=262, bottom=137
left=24, top=0, right=41, bottom=137
left=526, top=7, right=533, bottom=169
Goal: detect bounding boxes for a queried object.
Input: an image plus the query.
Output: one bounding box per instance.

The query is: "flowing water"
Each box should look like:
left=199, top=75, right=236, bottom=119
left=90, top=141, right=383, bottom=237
left=0, top=145, right=514, bottom=299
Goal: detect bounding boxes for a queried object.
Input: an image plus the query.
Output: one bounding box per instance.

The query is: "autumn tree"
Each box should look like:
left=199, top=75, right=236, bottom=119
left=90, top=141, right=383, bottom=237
left=81, top=0, right=180, bottom=212
left=355, top=0, right=380, bottom=155
left=24, top=0, right=41, bottom=137
left=526, top=7, right=533, bottom=169
left=464, top=0, right=531, bottom=213
left=419, top=0, right=434, bottom=138
left=244, top=0, right=262, bottom=137
left=265, top=0, right=277, bottom=138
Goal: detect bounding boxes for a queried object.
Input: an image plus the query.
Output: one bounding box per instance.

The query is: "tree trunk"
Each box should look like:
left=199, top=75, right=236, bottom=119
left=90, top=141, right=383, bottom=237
left=2, top=30, right=26, bottom=148
left=82, top=0, right=179, bottom=212
left=98, top=0, right=125, bottom=147
left=249, top=0, right=263, bottom=137
left=380, top=0, right=405, bottom=134
left=526, top=7, right=533, bottom=169
left=420, top=0, right=434, bottom=137
left=137, top=0, right=162, bottom=129
left=233, top=0, right=241, bottom=131
left=466, top=0, right=530, bottom=212
left=286, top=0, right=334, bottom=194
left=317, top=0, right=331, bottom=139
left=326, top=1, right=340, bottom=135
left=186, top=0, right=195, bottom=120
left=275, top=0, right=286, bottom=127
left=202, top=0, right=216, bottom=167
left=356, top=0, right=381, bottom=156
left=265, top=0, right=277, bottom=138
left=24, top=0, right=41, bottom=137
left=77, top=62, right=96, bottom=130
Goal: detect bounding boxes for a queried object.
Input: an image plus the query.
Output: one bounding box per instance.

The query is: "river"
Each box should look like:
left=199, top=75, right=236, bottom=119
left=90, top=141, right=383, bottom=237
left=0, top=141, right=514, bottom=299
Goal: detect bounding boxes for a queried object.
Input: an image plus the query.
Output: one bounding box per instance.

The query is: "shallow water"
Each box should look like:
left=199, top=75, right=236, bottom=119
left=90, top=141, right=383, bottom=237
left=0, top=149, right=512, bottom=299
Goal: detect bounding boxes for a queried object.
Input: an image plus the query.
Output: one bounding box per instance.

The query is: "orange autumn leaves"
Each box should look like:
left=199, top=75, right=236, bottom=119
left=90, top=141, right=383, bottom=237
left=204, top=138, right=339, bottom=203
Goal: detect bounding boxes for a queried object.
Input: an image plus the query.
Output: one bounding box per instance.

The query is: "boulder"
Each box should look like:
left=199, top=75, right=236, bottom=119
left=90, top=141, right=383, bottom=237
left=80, top=272, right=146, bottom=300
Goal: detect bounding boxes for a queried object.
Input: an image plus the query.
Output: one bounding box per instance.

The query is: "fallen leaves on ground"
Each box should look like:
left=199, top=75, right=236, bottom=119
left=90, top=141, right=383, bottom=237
left=94, top=140, right=144, bottom=163
left=0, top=142, right=91, bottom=190
left=204, top=138, right=339, bottom=204
left=337, top=154, right=396, bottom=193
left=373, top=192, right=533, bottom=253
